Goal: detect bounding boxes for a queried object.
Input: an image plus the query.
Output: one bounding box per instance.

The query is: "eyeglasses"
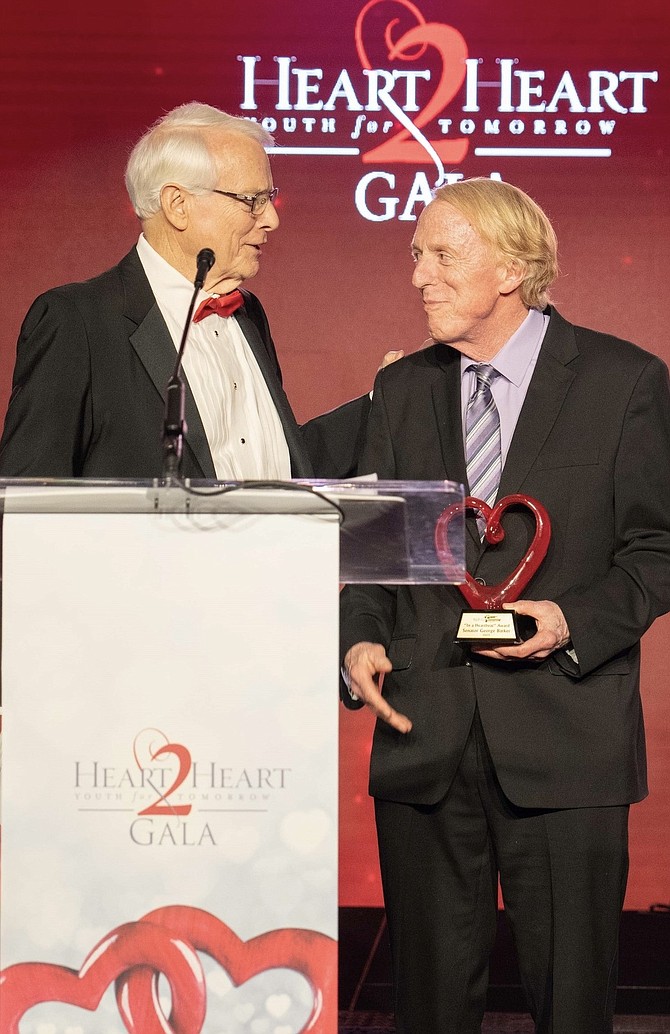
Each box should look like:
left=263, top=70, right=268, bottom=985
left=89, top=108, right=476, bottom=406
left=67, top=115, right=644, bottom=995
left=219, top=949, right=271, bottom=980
left=207, top=186, right=279, bottom=216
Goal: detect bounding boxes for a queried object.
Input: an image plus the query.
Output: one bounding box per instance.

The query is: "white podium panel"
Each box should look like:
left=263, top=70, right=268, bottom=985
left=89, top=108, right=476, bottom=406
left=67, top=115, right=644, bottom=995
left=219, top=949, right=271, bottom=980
left=0, top=506, right=339, bottom=1034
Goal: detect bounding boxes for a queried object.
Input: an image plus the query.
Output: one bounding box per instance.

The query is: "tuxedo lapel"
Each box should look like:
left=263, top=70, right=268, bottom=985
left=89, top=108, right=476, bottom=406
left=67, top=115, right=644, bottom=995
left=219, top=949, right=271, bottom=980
left=235, top=309, right=313, bottom=477
left=119, top=249, right=215, bottom=479
left=117, top=248, right=311, bottom=479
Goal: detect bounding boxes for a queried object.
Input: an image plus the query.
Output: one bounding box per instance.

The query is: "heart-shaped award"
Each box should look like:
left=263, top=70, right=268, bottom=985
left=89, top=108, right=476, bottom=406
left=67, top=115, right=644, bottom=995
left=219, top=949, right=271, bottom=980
left=434, top=493, right=551, bottom=645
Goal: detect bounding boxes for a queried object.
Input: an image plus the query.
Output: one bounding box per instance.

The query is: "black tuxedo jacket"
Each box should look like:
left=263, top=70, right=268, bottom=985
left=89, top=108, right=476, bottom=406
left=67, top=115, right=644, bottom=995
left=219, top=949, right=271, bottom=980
left=0, top=248, right=367, bottom=480
left=341, top=308, right=670, bottom=810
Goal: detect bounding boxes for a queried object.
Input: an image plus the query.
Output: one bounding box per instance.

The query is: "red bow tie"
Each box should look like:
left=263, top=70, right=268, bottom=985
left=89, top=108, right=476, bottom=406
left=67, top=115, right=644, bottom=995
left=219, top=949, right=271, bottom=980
left=193, top=290, right=244, bottom=322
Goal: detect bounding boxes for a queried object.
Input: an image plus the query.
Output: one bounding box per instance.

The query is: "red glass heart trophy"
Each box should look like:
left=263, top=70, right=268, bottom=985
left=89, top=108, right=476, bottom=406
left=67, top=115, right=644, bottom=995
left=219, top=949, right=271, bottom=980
left=434, top=493, right=551, bottom=646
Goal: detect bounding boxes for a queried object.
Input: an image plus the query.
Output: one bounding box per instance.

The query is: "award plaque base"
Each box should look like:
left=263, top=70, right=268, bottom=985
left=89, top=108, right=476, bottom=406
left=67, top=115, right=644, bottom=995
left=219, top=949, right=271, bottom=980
left=454, top=609, right=537, bottom=647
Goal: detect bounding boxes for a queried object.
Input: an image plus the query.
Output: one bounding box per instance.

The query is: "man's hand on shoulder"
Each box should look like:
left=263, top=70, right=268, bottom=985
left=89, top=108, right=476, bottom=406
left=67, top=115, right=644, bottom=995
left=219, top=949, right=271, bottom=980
left=343, top=642, right=412, bottom=733
left=472, top=600, right=571, bottom=662
left=379, top=350, right=404, bottom=371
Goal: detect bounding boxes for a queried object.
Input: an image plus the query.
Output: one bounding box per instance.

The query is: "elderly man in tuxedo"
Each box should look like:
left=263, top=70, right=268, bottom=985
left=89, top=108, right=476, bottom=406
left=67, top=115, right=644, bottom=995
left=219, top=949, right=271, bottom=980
left=0, top=102, right=370, bottom=480
left=341, top=178, right=670, bottom=1034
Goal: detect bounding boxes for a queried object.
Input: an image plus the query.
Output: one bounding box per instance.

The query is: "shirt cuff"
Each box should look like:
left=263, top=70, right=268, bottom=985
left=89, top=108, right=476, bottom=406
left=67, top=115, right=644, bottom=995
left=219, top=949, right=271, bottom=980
left=341, top=664, right=359, bottom=701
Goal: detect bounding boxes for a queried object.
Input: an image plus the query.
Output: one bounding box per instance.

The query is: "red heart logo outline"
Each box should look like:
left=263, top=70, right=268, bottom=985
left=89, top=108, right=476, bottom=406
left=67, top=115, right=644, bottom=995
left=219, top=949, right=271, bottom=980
left=0, top=920, right=206, bottom=1034
left=354, top=0, right=469, bottom=165
left=117, top=906, right=337, bottom=1034
left=435, top=493, right=552, bottom=609
left=354, top=0, right=427, bottom=69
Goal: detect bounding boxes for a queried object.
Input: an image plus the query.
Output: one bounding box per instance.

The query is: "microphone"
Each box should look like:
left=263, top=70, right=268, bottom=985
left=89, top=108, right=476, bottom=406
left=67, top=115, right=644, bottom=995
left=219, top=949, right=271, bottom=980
left=161, top=248, right=216, bottom=481
left=195, top=247, right=215, bottom=290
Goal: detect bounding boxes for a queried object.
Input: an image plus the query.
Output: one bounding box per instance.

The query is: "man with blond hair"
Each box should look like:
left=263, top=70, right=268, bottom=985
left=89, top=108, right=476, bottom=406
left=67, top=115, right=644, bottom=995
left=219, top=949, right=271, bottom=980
left=341, top=178, right=670, bottom=1033
left=0, top=102, right=368, bottom=479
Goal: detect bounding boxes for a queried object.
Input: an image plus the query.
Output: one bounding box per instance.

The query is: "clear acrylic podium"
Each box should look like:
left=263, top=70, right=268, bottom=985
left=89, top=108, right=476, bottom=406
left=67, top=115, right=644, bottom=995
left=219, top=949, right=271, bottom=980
left=0, top=478, right=464, bottom=1034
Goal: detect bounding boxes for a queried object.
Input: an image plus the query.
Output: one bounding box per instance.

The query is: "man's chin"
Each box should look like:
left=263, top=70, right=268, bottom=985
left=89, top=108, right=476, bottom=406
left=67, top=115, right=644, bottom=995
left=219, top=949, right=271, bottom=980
left=426, top=318, right=450, bottom=342
left=208, top=270, right=246, bottom=293
left=239, top=256, right=260, bottom=281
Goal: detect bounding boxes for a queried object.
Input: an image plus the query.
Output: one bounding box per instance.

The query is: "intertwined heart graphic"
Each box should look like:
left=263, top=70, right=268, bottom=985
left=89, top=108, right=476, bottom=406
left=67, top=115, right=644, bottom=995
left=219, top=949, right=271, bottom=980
left=0, top=906, right=336, bottom=1034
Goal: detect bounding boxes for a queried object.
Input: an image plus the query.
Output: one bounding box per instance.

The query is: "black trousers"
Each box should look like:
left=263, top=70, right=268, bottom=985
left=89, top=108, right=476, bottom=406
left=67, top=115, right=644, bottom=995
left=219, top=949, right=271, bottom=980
left=375, top=710, right=630, bottom=1034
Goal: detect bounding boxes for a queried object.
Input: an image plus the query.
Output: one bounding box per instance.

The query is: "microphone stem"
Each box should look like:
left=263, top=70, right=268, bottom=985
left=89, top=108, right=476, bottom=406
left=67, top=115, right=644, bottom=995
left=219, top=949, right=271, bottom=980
left=161, top=248, right=215, bottom=483
left=162, top=285, right=200, bottom=482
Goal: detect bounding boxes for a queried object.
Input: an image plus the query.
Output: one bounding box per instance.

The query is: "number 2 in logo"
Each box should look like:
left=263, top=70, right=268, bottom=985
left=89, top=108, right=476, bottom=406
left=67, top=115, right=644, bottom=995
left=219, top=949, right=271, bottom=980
left=133, top=729, right=193, bottom=817
left=355, top=0, right=469, bottom=173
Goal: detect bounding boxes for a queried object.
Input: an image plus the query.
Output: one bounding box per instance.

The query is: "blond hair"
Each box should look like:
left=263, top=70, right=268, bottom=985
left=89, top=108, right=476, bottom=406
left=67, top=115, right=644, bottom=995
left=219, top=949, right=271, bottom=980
left=433, top=178, right=558, bottom=309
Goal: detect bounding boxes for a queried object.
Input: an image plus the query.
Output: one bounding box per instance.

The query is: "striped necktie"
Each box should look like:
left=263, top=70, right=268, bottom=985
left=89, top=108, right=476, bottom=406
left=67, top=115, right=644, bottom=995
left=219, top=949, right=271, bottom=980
left=465, top=364, right=502, bottom=536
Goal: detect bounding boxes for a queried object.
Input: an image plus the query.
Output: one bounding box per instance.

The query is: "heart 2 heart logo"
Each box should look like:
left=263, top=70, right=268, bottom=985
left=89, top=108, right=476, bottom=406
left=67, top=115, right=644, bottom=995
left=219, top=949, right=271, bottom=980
left=239, top=1, right=659, bottom=221
left=0, top=906, right=336, bottom=1034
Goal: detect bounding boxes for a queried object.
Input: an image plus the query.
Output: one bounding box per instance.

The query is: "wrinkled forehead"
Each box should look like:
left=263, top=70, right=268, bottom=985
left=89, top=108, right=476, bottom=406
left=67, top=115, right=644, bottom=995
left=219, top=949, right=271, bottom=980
left=412, top=200, right=483, bottom=249
left=206, top=129, right=273, bottom=186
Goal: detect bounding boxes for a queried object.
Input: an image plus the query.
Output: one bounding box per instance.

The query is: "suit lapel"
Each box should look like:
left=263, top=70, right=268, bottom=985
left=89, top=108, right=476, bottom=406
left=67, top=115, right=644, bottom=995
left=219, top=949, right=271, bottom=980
left=431, top=345, right=482, bottom=555
left=498, top=309, right=578, bottom=497
left=432, top=345, right=467, bottom=486
left=119, top=249, right=215, bottom=479
left=431, top=310, right=580, bottom=559
left=235, top=309, right=313, bottom=477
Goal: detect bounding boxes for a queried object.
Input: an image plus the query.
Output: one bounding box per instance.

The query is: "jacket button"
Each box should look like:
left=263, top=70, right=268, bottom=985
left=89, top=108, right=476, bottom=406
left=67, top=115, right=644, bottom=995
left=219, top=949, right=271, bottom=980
left=474, top=576, right=486, bottom=586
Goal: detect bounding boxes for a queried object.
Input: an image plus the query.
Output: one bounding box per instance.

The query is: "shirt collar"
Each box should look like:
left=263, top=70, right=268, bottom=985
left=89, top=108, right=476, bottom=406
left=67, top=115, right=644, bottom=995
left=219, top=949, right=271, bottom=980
left=136, top=234, right=211, bottom=325
left=460, top=307, right=547, bottom=386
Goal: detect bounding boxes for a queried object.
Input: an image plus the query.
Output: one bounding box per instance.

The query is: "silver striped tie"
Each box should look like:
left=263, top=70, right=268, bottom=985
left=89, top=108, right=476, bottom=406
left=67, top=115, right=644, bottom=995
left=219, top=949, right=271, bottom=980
left=465, top=365, right=501, bottom=536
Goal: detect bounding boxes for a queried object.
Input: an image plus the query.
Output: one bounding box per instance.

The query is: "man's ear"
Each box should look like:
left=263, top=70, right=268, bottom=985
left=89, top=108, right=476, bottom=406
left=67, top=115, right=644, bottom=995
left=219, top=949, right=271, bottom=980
left=498, top=258, right=526, bottom=297
left=160, top=184, right=189, bottom=230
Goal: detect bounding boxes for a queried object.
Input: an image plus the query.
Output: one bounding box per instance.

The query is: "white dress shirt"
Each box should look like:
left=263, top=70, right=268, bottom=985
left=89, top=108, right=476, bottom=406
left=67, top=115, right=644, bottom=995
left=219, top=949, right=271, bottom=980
left=460, top=307, right=549, bottom=467
left=136, top=235, right=291, bottom=480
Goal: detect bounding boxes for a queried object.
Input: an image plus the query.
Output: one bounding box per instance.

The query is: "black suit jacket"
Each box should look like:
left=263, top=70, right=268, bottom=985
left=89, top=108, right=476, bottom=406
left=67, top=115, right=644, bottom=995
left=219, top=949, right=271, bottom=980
left=0, top=248, right=368, bottom=480
left=340, top=308, right=670, bottom=810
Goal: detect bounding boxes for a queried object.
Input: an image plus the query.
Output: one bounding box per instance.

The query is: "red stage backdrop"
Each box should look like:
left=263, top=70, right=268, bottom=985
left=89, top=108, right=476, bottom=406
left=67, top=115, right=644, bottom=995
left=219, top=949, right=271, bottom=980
left=2, top=0, right=669, bottom=909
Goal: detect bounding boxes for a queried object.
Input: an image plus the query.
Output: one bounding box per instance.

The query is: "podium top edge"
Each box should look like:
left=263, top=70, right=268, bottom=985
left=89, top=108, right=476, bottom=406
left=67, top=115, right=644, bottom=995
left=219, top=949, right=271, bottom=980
left=0, top=477, right=464, bottom=492
left=0, top=479, right=465, bottom=516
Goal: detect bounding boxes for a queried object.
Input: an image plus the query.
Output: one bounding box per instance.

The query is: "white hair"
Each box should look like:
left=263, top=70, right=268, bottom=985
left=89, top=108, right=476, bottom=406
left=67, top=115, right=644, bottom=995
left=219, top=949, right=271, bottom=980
left=125, top=102, right=274, bottom=219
